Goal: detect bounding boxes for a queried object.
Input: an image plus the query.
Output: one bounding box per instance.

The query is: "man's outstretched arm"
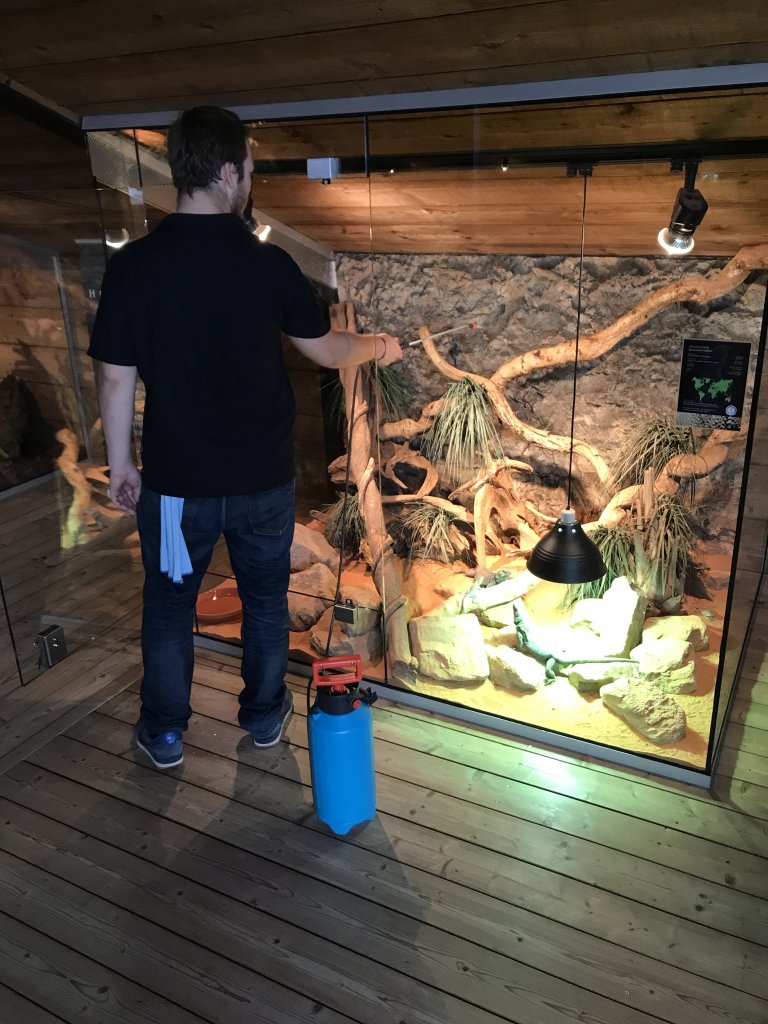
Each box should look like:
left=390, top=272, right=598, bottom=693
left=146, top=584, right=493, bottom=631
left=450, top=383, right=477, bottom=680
left=288, top=329, right=402, bottom=369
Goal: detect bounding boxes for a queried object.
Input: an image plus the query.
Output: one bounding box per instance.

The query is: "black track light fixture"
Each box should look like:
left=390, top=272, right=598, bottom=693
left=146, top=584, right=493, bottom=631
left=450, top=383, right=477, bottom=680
left=657, top=159, right=708, bottom=256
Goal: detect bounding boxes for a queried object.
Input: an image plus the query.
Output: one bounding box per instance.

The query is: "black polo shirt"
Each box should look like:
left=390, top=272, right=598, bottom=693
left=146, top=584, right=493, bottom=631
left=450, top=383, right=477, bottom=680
left=88, top=213, right=329, bottom=497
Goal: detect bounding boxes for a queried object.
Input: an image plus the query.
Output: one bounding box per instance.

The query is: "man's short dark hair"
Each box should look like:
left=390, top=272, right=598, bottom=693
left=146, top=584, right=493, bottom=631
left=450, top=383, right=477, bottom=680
left=167, top=106, right=248, bottom=196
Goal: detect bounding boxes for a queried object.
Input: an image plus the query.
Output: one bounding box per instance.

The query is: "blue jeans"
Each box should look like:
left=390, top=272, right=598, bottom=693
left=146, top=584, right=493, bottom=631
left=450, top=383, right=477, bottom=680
left=136, top=481, right=295, bottom=737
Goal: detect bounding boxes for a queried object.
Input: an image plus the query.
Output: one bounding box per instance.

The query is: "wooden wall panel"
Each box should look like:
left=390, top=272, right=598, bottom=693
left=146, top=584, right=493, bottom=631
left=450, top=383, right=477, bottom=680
left=251, top=161, right=768, bottom=256
left=0, top=193, right=103, bottom=257
left=250, top=90, right=768, bottom=161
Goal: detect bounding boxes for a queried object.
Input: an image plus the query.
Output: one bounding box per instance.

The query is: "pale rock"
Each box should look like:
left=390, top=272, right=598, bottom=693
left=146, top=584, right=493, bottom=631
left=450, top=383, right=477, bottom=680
left=600, top=679, right=687, bottom=744
left=338, top=584, right=381, bottom=636
left=291, top=522, right=338, bottom=573
left=642, top=614, right=709, bottom=652
left=435, top=578, right=474, bottom=600
left=479, top=624, right=498, bottom=644
left=409, top=613, right=489, bottom=683
left=630, top=636, right=693, bottom=675
left=486, top=625, right=518, bottom=648
left=478, top=602, right=519, bottom=630
left=599, top=577, right=648, bottom=656
left=288, top=563, right=336, bottom=631
left=646, top=661, right=697, bottom=694
left=567, top=661, right=638, bottom=692
left=487, top=647, right=545, bottom=692
left=569, top=598, right=606, bottom=635
left=310, top=607, right=383, bottom=659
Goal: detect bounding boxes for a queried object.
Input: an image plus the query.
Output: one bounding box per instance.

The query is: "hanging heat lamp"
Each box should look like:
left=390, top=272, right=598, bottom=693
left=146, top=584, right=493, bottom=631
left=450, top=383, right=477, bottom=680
left=527, top=166, right=607, bottom=585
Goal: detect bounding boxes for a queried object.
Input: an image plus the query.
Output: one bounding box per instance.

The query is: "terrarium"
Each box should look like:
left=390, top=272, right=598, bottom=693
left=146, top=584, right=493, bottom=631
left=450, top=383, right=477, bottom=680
left=86, top=85, right=768, bottom=782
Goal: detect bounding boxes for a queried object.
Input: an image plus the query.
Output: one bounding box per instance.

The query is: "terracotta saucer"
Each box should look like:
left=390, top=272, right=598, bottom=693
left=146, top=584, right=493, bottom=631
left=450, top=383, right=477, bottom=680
left=196, top=583, right=242, bottom=624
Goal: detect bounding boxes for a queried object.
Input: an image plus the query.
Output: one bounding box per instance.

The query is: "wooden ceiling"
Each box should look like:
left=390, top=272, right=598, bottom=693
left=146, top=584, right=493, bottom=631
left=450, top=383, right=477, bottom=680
left=0, top=1, right=766, bottom=256
left=0, top=0, right=765, bottom=117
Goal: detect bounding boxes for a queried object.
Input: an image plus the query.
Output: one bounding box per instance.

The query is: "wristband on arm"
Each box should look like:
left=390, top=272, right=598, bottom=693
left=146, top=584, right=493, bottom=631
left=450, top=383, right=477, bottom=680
left=376, top=335, right=387, bottom=361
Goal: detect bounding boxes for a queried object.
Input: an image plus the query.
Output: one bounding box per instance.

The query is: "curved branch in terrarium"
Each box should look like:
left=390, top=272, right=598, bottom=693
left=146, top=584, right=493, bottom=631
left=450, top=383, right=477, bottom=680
left=378, top=398, right=444, bottom=441
left=473, top=483, right=539, bottom=577
left=356, top=456, right=378, bottom=507
left=489, top=243, right=768, bottom=389
left=338, top=364, right=418, bottom=686
left=525, top=502, right=559, bottom=525
left=448, top=457, right=533, bottom=500
left=83, top=466, right=110, bottom=484
left=329, top=299, right=357, bottom=333
left=663, top=437, right=732, bottom=481
left=415, top=325, right=610, bottom=483
left=381, top=493, right=473, bottom=520
left=598, top=484, right=644, bottom=529
left=327, top=453, right=351, bottom=486
left=597, top=429, right=736, bottom=533
left=381, top=445, right=439, bottom=499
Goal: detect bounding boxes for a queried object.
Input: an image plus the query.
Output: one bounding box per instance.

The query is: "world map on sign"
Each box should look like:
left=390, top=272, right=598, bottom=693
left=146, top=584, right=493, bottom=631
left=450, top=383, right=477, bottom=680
left=692, top=377, right=733, bottom=403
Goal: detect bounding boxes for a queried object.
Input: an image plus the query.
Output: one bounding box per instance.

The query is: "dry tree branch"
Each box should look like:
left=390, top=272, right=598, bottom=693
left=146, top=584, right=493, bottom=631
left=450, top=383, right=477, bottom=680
left=490, top=243, right=768, bottom=387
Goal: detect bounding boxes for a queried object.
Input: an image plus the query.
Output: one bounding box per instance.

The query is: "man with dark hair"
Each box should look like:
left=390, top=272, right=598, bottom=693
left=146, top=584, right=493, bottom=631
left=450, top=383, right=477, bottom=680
left=166, top=106, right=250, bottom=198
left=89, top=105, right=401, bottom=770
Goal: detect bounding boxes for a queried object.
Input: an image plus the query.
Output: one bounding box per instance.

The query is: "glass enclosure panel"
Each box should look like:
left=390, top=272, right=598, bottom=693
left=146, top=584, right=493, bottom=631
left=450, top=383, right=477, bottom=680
left=87, top=88, right=768, bottom=779
left=0, top=108, right=145, bottom=688
left=712, top=293, right=768, bottom=763
left=355, top=101, right=766, bottom=775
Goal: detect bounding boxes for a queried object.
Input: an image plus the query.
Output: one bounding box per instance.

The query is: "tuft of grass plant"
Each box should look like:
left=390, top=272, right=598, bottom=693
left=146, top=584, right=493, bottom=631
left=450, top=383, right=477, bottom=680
left=393, top=501, right=464, bottom=565
left=610, top=417, right=695, bottom=491
left=565, top=496, right=697, bottom=608
left=641, top=493, right=695, bottom=603
left=371, top=362, right=413, bottom=422
left=565, top=522, right=635, bottom=606
left=323, top=493, right=366, bottom=557
left=422, top=377, right=503, bottom=485
left=323, top=362, right=412, bottom=434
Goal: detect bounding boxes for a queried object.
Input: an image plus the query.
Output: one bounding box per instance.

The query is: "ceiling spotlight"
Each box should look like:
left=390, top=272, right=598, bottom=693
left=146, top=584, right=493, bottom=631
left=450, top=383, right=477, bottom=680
left=501, top=158, right=509, bottom=172
left=105, top=228, right=129, bottom=249
left=254, top=222, right=271, bottom=242
left=658, top=160, right=708, bottom=256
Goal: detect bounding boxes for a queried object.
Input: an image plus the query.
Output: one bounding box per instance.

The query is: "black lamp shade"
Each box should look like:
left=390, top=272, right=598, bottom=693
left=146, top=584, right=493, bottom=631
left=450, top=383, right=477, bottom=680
left=527, top=509, right=607, bottom=584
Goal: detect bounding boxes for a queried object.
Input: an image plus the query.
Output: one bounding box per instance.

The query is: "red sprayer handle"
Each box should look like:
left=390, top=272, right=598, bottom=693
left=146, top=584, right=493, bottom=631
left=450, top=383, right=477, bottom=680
left=312, top=655, right=363, bottom=693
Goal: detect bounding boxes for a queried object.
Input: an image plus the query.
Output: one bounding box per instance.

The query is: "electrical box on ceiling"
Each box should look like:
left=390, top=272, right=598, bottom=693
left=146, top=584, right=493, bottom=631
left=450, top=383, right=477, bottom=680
left=307, top=157, right=340, bottom=182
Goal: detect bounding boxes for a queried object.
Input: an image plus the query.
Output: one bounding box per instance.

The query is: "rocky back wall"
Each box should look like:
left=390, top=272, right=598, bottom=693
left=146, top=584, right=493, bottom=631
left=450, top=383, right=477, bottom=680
left=335, top=253, right=767, bottom=543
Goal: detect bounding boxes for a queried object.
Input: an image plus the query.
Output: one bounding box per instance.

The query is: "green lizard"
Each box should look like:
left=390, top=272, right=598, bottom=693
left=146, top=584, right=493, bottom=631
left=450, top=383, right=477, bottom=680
left=512, top=600, right=636, bottom=684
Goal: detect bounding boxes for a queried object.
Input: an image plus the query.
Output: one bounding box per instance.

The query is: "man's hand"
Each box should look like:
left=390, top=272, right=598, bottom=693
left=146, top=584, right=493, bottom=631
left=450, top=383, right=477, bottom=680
left=108, top=463, right=142, bottom=513
left=374, top=333, right=403, bottom=366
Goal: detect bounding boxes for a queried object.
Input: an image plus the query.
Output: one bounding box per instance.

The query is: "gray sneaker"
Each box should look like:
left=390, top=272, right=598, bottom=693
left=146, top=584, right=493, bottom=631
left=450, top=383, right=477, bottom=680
left=252, top=694, right=293, bottom=748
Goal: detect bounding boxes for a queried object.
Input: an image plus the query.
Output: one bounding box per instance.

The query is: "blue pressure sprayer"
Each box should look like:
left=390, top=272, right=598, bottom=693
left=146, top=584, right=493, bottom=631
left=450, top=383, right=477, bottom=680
left=308, top=654, right=377, bottom=835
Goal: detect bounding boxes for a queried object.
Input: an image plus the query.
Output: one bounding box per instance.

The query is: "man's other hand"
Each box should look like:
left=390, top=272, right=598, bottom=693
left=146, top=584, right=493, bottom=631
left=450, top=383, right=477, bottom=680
left=109, top=463, right=142, bottom=513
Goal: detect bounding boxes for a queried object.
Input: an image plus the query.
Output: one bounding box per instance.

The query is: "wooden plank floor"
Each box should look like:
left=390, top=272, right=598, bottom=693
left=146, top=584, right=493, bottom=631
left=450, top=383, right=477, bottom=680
left=0, top=596, right=765, bottom=1022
